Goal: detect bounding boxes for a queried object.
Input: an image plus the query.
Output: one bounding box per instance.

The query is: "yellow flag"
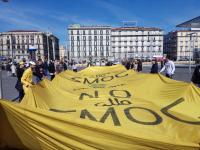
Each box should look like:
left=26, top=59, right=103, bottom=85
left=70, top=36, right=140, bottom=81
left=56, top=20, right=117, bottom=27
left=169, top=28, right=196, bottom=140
left=1, top=65, right=200, bottom=150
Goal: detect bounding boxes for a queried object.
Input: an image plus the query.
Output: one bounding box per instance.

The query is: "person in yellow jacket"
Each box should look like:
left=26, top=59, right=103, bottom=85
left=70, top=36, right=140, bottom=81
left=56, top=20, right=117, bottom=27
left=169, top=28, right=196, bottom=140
left=21, top=61, right=36, bottom=93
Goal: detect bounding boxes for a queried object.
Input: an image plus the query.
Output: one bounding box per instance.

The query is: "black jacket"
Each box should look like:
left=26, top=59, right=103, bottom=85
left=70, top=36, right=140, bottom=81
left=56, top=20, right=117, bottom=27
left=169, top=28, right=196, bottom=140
left=16, top=67, right=24, bottom=80
left=48, top=62, right=55, bottom=73
left=137, top=62, right=142, bottom=72
left=191, top=65, right=200, bottom=84
left=150, top=63, right=158, bottom=73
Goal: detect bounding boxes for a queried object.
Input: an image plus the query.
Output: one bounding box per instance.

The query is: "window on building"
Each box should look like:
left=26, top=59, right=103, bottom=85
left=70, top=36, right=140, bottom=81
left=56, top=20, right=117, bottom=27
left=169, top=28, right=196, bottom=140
left=94, top=36, right=97, bottom=41
left=100, top=36, right=103, bottom=41
left=100, top=41, right=103, bottom=46
left=77, top=30, right=79, bottom=35
left=77, top=51, right=80, bottom=58
left=17, top=45, right=20, bottom=49
left=100, top=30, right=103, bottom=35
left=89, top=36, right=92, bottom=41
left=106, top=36, right=109, bottom=41
left=26, top=38, right=29, bottom=44
left=94, top=30, right=97, bottom=35
left=37, top=37, right=40, bottom=44
left=31, top=35, right=34, bottom=44
left=83, top=36, right=86, bottom=41
left=101, top=51, right=104, bottom=56
left=77, top=36, right=80, bottom=41
left=180, top=46, right=183, bottom=51
left=106, top=29, right=109, bottom=35
left=12, top=36, right=16, bottom=44
left=89, top=46, right=92, bottom=53
left=71, top=36, right=74, bottom=41
left=6, top=39, right=10, bottom=44
left=71, top=30, right=73, bottom=35
left=83, top=30, right=85, bottom=35
left=71, top=41, right=74, bottom=46
left=89, top=30, right=91, bottom=35
left=95, top=51, right=97, bottom=57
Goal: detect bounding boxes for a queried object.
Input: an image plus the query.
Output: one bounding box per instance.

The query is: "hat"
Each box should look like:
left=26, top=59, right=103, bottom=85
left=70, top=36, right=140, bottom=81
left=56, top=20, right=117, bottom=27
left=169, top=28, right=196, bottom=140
left=29, top=61, right=36, bottom=66
left=19, top=61, right=24, bottom=65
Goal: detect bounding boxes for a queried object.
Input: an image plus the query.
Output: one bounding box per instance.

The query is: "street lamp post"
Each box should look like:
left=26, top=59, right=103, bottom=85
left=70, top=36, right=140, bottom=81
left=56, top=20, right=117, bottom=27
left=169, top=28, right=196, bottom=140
left=46, top=33, right=50, bottom=62
left=0, top=36, right=3, bottom=99
left=187, top=33, right=197, bottom=74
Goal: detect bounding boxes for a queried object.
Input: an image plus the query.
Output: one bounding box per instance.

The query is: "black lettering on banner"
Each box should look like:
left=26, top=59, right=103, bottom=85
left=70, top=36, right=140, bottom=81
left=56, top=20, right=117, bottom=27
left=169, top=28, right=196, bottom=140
left=71, top=77, right=81, bottom=83
left=49, top=109, right=76, bottom=113
left=124, top=107, right=162, bottom=125
left=79, top=91, right=99, bottom=100
left=80, top=109, right=97, bottom=121
left=110, top=90, right=131, bottom=98
left=96, top=73, right=110, bottom=78
left=115, top=72, right=128, bottom=78
left=161, top=98, right=200, bottom=125
left=99, top=107, right=121, bottom=126
left=80, top=107, right=121, bottom=126
left=83, top=78, right=99, bottom=84
left=101, top=76, right=114, bottom=82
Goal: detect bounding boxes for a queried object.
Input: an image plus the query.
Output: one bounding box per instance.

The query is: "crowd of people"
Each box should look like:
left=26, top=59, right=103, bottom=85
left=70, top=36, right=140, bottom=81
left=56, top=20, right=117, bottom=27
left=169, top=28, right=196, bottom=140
left=2, top=55, right=200, bottom=102
left=121, top=56, right=175, bottom=78
left=2, top=58, right=70, bottom=101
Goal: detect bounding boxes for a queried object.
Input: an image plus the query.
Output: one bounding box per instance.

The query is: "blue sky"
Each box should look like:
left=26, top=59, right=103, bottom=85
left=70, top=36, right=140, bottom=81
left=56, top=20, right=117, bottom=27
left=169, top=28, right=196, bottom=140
left=0, top=0, right=200, bottom=45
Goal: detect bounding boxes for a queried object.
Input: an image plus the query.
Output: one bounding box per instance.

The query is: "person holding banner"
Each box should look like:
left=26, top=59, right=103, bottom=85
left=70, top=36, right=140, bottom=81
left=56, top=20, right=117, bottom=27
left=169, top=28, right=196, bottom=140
left=21, top=61, right=36, bottom=93
left=15, top=62, right=25, bottom=101
left=191, top=60, right=200, bottom=87
left=160, top=56, right=175, bottom=78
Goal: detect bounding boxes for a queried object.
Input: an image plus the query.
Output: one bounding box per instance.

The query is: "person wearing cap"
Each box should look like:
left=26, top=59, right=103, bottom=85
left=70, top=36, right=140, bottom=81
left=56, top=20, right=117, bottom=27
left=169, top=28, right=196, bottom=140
left=21, top=61, right=36, bottom=93
left=14, top=62, right=25, bottom=101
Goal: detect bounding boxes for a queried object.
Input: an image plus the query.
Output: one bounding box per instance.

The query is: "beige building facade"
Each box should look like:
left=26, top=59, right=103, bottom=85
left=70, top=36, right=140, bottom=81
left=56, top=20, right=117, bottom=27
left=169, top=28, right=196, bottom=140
left=0, top=30, right=59, bottom=61
left=164, top=30, right=200, bottom=61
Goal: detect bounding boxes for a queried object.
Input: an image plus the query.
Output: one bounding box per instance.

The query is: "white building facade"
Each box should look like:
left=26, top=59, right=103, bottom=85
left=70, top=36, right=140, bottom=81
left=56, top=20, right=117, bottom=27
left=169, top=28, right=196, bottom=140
left=0, top=30, right=59, bottom=61
left=164, top=30, right=200, bottom=61
left=68, top=25, right=111, bottom=61
left=68, top=25, right=164, bottom=61
left=111, top=27, right=163, bottom=60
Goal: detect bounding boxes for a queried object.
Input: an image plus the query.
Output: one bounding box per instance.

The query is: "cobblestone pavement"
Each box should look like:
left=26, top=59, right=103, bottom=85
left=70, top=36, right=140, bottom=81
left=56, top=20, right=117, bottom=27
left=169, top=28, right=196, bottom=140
left=1, top=66, right=195, bottom=100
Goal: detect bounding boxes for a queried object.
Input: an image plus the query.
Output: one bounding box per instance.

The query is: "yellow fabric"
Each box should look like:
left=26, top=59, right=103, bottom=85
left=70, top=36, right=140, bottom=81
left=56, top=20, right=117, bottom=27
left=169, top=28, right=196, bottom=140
left=1, top=65, right=200, bottom=150
left=21, top=67, right=33, bottom=93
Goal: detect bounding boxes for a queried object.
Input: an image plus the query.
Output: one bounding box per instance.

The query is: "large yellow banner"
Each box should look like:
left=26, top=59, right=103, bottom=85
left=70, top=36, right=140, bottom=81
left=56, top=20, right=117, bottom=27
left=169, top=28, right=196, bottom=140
left=1, top=65, right=200, bottom=150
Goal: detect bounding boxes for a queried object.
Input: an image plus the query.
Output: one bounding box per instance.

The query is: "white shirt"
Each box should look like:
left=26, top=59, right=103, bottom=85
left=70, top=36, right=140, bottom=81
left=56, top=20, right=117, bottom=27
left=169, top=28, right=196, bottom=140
left=160, top=60, right=175, bottom=75
left=11, top=64, right=16, bottom=74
